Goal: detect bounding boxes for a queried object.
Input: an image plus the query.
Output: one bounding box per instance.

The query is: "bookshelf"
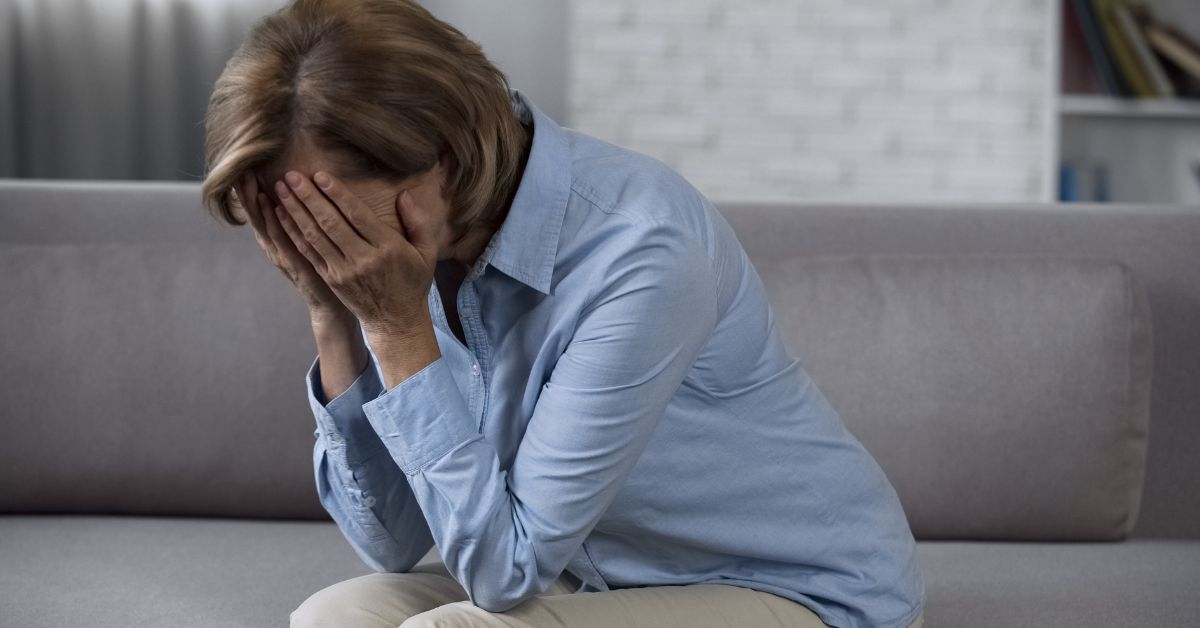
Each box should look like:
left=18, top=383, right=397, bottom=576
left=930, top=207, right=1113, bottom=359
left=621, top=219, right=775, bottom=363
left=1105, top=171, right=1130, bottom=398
left=1048, top=0, right=1200, bottom=205
left=1060, top=94, right=1200, bottom=118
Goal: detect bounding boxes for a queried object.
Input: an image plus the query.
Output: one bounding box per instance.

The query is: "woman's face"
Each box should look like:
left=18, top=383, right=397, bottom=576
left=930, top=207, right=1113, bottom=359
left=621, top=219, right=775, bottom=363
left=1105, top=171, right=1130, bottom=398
left=255, top=132, right=449, bottom=239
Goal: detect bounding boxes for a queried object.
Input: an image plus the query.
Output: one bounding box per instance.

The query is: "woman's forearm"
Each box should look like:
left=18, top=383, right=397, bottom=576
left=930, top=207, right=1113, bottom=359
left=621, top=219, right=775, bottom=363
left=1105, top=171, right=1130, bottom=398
left=311, top=311, right=371, bottom=404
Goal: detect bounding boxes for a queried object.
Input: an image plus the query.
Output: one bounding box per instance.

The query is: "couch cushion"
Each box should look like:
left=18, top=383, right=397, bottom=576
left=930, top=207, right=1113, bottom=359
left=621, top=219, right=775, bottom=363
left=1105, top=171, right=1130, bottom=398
left=0, top=240, right=1153, bottom=541
left=757, top=255, right=1152, bottom=541
left=720, top=202, right=1200, bottom=539
left=2, top=516, right=1196, bottom=628
left=0, top=182, right=1162, bottom=542
left=0, top=515, right=387, bottom=628
left=0, top=241, right=326, bottom=518
left=918, top=538, right=1200, bottom=627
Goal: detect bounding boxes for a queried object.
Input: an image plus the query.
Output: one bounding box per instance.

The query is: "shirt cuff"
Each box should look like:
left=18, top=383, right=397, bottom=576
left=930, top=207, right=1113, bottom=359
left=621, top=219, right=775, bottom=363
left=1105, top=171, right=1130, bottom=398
left=306, top=354, right=387, bottom=460
left=361, top=355, right=481, bottom=475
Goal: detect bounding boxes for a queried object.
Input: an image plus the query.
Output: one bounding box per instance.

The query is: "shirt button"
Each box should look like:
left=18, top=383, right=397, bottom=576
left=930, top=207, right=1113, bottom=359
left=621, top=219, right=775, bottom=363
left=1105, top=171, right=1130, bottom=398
left=363, top=495, right=376, bottom=507
left=472, top=362, right=480, bottom=376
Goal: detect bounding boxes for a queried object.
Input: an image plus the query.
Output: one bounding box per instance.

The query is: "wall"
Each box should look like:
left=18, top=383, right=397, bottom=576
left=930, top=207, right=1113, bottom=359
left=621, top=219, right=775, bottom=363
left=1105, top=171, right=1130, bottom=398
left=568, top=0, right=1056, bottom=203
left=419, top=0, right=567, bottom=123
left=0, top=0, right=289, bottom=180
left=0, top=0, right=566, bottom=181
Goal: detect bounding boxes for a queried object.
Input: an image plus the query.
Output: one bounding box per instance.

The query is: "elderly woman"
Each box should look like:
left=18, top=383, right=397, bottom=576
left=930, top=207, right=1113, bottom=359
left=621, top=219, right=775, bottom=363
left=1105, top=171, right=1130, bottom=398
left=200, top=1, right=925, bottom=627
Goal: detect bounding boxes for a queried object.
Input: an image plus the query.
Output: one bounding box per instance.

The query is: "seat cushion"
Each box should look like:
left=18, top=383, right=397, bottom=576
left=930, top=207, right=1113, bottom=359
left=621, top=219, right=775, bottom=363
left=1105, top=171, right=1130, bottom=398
left=0, top=515, right=434, bottom=628
left=919, top=538, right=1200, bottom=627
left=3, top=516, right=1198, bottom=628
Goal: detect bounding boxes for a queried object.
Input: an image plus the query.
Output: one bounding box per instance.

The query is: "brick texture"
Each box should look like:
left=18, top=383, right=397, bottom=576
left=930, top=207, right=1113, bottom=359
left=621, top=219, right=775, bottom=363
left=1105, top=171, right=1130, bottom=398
left=568, top=0, right=1053, bottom=203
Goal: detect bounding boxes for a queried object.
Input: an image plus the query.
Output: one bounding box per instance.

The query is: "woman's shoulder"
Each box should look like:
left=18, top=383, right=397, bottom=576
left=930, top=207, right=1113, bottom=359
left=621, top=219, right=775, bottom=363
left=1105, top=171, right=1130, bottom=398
left=562, top=128, right=710, bottom=227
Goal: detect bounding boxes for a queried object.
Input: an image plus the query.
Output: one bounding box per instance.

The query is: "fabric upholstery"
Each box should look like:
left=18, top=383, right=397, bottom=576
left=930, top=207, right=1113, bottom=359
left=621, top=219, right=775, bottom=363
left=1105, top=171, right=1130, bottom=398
left=0, top=240, right=323, bottom=518
left=720, top=202, right=1200, bottom=539
left=1, top=182, right=1196, bottom=540
left=2, top=181, right=1197, bottom=626
left=0, top=515, right=371, bottom=628
left=2, top=516, right=1196, bottom=628
left=917, top=538, right=1200, bottom=627
left=756, top=255, right=1151, bottom=541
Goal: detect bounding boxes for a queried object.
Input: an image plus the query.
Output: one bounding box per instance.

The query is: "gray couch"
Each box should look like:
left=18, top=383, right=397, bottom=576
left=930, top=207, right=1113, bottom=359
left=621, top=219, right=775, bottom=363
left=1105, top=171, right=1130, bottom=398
left=2, top=179, right=1198, bottom=628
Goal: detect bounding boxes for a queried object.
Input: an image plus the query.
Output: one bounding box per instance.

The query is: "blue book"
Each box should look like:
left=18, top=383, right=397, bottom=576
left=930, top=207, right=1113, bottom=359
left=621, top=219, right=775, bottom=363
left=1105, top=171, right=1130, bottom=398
left=1069, top=0, right=1132, bottom=96
left=1059, top=161, right=1079, bottom=202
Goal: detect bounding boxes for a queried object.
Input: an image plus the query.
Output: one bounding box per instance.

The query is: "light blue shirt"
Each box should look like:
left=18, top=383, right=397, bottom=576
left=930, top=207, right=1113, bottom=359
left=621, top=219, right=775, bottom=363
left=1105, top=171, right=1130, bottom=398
left=304, top=88, right=925, bottom=628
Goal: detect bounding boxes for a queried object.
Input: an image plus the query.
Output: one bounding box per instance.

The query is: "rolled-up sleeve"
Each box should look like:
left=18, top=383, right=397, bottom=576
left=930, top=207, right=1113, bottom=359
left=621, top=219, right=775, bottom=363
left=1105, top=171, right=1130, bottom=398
left=360, top=221, right=720, bottom=612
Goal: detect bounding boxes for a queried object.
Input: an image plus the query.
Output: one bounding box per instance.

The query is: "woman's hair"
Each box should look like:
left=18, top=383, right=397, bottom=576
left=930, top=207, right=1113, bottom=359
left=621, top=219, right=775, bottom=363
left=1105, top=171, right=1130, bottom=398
left=200, top=0, right=529, bottom=236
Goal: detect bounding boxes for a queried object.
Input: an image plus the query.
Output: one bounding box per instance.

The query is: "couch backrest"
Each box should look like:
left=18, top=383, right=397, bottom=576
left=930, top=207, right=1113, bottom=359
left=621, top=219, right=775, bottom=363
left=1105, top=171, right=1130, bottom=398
left=0, top=181, right=1195, bottom=540
left=719, top=202, right=1199, bottom=540
left=747, top=253, right=1151, bottom=541
left=1, top=181, right=324, bottom=520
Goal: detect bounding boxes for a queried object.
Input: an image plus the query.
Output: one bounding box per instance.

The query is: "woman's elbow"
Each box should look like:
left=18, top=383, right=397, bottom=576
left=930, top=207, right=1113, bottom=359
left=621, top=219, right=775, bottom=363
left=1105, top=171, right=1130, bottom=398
left=462, top=570, right=554, bottom=613
left=469, top=589, right=530, bottom=614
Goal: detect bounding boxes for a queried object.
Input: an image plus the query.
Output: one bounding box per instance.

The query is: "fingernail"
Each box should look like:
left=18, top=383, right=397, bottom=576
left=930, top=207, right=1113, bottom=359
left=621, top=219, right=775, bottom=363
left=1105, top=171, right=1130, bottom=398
left=275, top=206, right=287, bottom=220
left=314, top=172, right=331, bottom=188
left=285, top=172, right=302, bottom=188
left=275, top=181, right=290, bottom=199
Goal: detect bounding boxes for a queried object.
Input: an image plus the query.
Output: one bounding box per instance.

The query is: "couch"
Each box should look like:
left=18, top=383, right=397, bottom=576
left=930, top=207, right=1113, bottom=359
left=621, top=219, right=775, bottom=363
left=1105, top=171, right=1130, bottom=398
left=2, top=179, right=1198, bottom=627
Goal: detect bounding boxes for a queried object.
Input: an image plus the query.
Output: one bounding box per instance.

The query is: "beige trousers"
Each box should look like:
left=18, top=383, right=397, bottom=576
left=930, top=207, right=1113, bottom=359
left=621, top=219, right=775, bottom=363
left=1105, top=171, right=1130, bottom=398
left=291, top=550, right=925, bottom=628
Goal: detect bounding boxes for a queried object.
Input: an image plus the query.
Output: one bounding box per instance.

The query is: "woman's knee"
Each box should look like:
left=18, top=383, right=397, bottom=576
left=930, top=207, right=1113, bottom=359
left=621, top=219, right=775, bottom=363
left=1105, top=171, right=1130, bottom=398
left=399, top=601, right=501, bottom=628
left=290, top=572, right=469, bottom=628
left=289, top=574, right=397, bottom=628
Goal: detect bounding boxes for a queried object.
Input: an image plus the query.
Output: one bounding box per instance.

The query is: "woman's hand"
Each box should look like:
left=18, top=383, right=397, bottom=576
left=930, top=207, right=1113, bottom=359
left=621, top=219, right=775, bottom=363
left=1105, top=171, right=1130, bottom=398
left=271, top=170, right=439, bottom=341
left=234, top=170, right=350, bottom=323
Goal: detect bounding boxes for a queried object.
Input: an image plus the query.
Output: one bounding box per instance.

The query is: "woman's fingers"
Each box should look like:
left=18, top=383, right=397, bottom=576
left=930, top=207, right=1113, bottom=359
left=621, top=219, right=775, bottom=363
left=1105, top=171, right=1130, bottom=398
left=237, top=172, right=279, bottom=261
left=266, top=194, right=326, bottom=274
left=275, top=178, right=347, bottom=267
left=279, top=172, right=375, bottom=261
left=272, top=194, right=330, bottom=275
left=238, top=171, right=268, bottom=235
left=256, top=192, right=285, bottom=253
left=311, top=171, right=390, bottom=247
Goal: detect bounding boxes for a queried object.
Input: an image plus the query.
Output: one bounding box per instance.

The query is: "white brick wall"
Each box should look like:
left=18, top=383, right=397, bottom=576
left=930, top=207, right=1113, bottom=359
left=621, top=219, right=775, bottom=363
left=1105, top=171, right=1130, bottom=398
left=568, top=0, right=1054, bottom=203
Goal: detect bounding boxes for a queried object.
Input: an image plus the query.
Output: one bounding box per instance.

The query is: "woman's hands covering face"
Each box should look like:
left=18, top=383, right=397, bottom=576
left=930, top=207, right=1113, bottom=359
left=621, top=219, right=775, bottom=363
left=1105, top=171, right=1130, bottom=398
left=234, top=170, right=348, bottom=320
left=270, top=170, right=439, bottom=339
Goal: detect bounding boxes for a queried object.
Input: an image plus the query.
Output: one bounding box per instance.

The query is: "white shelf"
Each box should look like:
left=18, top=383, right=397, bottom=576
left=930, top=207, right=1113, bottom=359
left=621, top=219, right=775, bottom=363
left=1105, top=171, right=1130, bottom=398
left=1060, top=95, right=1200, bottom=119
left=1049, top=0, right=1200, bottom=204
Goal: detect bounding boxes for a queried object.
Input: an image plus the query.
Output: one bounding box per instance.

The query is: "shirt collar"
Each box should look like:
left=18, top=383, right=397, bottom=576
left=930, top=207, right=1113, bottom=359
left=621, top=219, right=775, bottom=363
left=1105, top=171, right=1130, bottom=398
left=467, top=88, right=571, bottom=296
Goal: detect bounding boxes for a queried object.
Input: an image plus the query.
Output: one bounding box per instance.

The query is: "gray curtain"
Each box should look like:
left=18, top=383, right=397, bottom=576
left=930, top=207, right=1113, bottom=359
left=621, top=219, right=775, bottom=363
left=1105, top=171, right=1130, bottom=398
left=0, top=0, right=565, bottom=182
left=0, top=0, right=287, bottom=180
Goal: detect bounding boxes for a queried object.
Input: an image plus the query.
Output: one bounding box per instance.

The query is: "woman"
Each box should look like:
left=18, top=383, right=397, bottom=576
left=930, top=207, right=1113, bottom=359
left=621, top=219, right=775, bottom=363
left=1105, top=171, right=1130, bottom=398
left=200, top=1, right=926, bottom=626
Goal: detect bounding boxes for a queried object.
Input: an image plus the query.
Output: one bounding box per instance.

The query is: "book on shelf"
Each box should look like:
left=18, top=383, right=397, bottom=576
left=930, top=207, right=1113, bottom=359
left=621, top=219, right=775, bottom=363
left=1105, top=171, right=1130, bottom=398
left=1118, top=2, right=1174, bottom=96
left=1144, top=23, right=1200, bottom=82
left=1067, top=0, right=1130, bottom=95
left=1058, top=159, right=1112, bottom=203
left=1062, top=0, right=1200, bottom=99
left=1094, top=0, right=1157, bottom=96
left=1062, top=0, right=1106, bottom=93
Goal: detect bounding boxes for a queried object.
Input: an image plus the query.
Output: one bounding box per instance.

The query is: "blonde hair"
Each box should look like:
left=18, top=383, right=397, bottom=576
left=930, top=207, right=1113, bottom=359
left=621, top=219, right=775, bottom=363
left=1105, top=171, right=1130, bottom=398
left=200, top=0, right=530, bottom=236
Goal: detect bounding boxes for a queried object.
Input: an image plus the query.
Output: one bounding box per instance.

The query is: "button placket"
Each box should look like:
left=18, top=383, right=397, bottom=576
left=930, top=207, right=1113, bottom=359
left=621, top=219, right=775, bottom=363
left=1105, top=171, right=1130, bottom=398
left=459, top=281, right=491, bottom=431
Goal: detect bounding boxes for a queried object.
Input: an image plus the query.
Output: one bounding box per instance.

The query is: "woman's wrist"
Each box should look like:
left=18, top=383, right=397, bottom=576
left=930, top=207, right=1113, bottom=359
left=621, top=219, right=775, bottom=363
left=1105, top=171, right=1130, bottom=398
left=309, top=305, right=357, bottom=332
left=310, top=307, right=371, bottom=403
